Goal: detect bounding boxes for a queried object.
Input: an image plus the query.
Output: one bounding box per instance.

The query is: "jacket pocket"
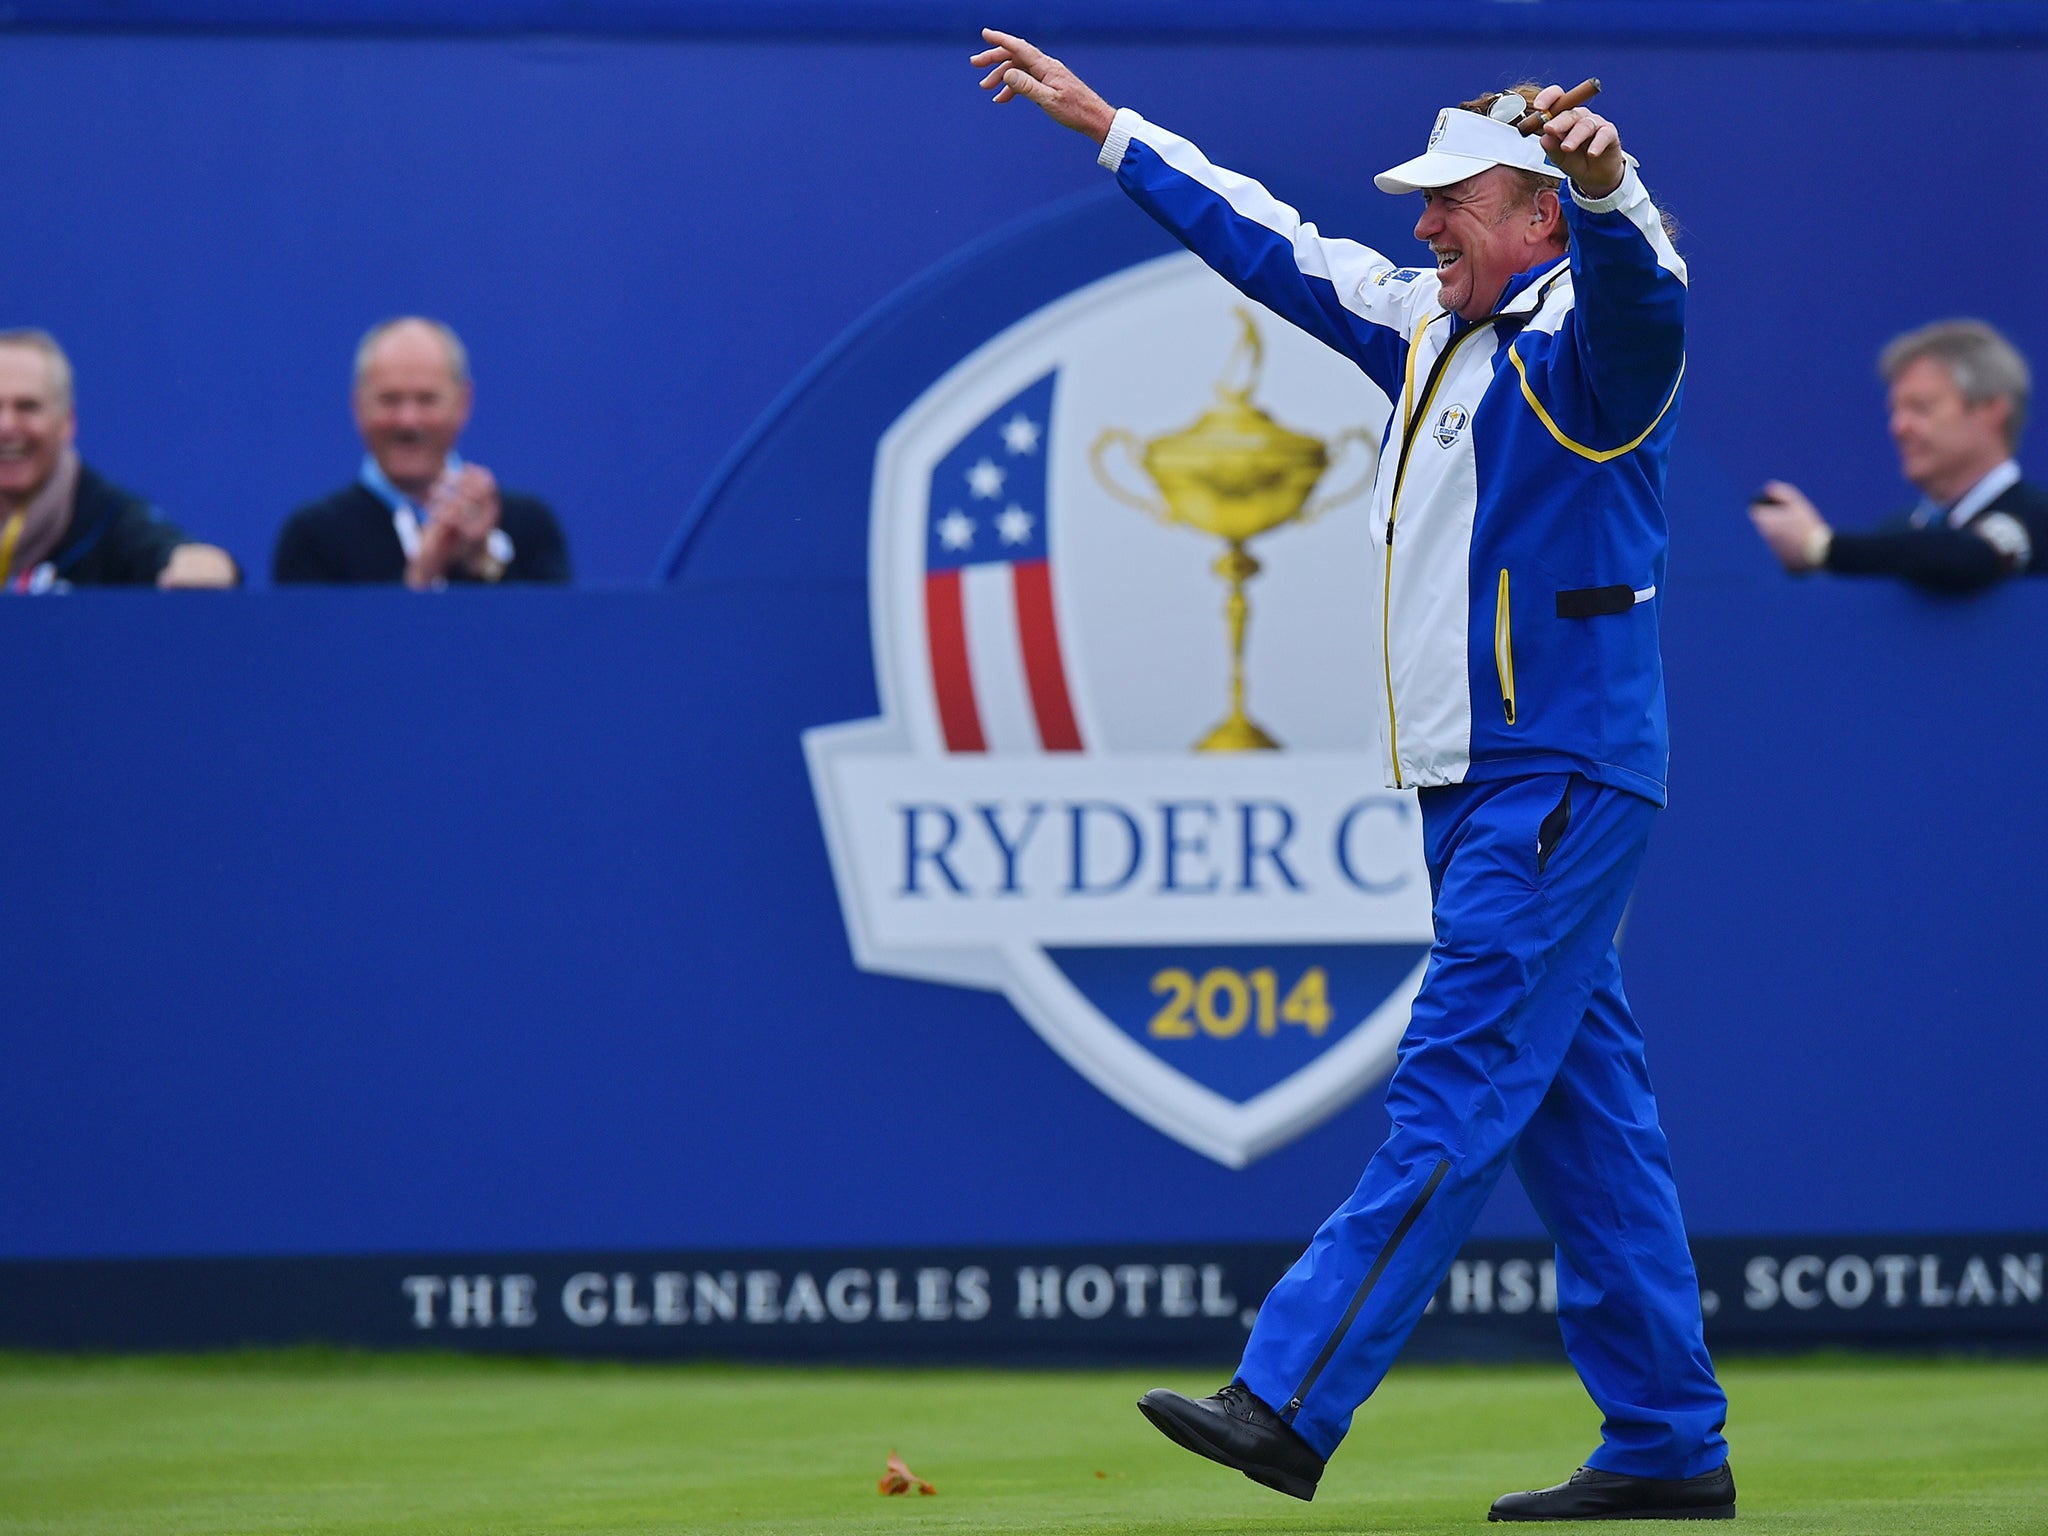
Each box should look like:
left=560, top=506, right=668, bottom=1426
left=1494, top=567, right=1516, bottom=724
left=1536, top=777, right=1574, bottom=875
left=1555, top=583, right=1650, bottom=618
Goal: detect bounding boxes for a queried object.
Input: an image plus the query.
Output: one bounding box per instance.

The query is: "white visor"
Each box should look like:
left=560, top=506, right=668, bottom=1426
left=1374, top=106, right=1563, bottom=194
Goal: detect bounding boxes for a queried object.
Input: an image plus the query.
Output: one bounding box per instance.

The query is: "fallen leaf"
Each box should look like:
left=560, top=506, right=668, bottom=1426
left=878, top=1450, right=937, bottom=1496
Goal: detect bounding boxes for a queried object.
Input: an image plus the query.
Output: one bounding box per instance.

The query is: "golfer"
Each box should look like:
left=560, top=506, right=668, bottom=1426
left=973, top=31, right=1733, bottom=1523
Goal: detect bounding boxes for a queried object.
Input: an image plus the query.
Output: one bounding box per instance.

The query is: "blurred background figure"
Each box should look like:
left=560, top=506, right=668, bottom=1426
left=0, top=330, right=239, bottom=591
left=272, top=316, right=570, bottom=587
left=1750, top=319, right=2041, bottom=591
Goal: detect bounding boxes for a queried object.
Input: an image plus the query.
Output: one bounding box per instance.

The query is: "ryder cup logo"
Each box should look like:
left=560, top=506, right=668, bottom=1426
left=1433, top=402, right=1470, bottom=448
left=804, top=253, right=1433, bottom=1167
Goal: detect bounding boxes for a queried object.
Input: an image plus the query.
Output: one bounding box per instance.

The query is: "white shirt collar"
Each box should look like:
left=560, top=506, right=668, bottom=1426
left=1926, top=459, right=2022, bottom=528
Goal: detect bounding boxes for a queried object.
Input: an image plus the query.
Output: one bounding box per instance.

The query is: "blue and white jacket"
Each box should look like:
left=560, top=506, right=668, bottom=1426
left=1101, top=110, right=1688, bottom=805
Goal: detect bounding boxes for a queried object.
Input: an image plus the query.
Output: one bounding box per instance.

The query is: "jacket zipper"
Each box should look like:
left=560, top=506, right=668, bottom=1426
left=1495, top=567, right=1516, bottom=724
left=1281, top=1157, right=1451, bottom=1424
left=1381, top=315, right=1499, bottom=786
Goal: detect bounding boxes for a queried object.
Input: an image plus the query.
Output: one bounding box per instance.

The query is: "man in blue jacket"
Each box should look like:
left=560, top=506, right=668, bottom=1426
left=974, top=31, right=1731, bottom=1523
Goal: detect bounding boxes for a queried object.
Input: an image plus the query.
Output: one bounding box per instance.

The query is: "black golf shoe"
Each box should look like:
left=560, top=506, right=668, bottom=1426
left=1488, top=1462, right=1736, bottom=1521
left=1136, top=1380, right=1325, bottom=1502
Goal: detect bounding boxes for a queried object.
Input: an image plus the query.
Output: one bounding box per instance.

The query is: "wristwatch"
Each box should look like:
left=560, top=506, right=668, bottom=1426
left=472, top=527, right=515, bottom=583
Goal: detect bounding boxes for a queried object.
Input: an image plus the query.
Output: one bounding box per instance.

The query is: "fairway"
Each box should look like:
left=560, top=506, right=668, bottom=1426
left=3, top=1353, right=2045, bottom=1534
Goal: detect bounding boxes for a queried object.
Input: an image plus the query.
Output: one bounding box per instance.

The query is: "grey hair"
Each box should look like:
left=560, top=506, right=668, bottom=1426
left=353, top=316, right=472, bottom=391
left=0, top=328, right=75, bottom=412
left=1880, top=319, right=2031, bottom=449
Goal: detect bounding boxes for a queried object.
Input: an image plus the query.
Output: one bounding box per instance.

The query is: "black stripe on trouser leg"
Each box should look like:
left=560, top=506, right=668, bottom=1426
left=1282, top=1157, right=1451, bottom=1420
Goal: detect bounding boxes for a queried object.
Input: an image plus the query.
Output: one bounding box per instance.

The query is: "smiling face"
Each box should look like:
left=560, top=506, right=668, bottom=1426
left=353, top=321, right=472, bottom=499
left=1886, top=355, right=2013, bottom=506
left=0, top=343, right=75, bottom=511
left=1412, top=166, right=1565, bottom=320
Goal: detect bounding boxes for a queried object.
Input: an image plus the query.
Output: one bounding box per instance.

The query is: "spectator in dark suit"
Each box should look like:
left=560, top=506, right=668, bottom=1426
left=1750, top=319, right=2041, bottom=591
left=0, top=330, right=238, bottom=591
left=273, top=317, right=570, bottom=587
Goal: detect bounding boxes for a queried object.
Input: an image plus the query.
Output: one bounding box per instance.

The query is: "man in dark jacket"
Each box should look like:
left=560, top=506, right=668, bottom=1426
left=273, top=317, right=570, bottom=587
left=1751, top=319, right=2042, bottom=591
left=0, top=330, right=238, bottom=591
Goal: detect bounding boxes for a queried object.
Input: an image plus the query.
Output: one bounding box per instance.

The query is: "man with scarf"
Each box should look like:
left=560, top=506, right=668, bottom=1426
left=0, top=330, right=238, bottom=592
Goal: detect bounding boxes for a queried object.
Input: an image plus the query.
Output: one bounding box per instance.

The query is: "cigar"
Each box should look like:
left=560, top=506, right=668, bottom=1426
left=1515, top=79, right=1602, bottom=136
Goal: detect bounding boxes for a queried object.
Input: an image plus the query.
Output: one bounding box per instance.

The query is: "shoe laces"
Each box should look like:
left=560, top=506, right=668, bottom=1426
left=1213, top=1382, right=1259, bottom=1419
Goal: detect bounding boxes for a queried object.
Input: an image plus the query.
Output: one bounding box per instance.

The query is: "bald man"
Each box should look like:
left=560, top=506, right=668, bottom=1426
left=273, top=317, right=570, bottom=587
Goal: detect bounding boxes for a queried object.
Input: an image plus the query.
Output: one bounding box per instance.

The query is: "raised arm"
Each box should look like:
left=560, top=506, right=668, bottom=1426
left=1515, top=91, right=1689, bottom=451
left=1750, top=481, right=2028, bottom=590
left=972, top=28, right=1422, bottom=396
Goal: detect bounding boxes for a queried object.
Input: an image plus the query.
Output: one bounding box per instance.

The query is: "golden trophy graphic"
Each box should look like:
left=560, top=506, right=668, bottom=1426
left=1091, top=307, right=1373, bottom=751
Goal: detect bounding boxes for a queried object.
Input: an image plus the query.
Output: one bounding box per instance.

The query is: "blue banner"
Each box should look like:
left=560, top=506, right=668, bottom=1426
left=6, top=1235, right=2040, bottom=1357
left=3, top=15, right=2046, bottom=1364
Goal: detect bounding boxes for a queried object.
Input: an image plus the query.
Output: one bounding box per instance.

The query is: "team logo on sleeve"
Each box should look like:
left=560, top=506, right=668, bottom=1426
left=804, top=253, right=1433, bottom=1167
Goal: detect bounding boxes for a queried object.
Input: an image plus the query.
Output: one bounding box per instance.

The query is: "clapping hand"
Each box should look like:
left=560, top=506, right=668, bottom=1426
left=407, top=464, right=503, bottom=587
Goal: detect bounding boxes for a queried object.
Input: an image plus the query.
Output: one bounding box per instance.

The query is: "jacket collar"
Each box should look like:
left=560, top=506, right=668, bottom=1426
left=359, top=451, right=464, bottom=516
left=1495, top=256, right=1571, bottom=315
left=1912, top=459, right=2023, bottom=529
left=1444, top=256, right=1570, bottom=336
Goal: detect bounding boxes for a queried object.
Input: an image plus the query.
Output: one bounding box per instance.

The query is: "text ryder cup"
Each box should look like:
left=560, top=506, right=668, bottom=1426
left=399, top=1263, right=1244, bottom=1330
left=895, top=798, right=1415, bottom=896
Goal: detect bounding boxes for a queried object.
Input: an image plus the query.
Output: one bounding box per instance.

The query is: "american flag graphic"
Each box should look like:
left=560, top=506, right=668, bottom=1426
left=923, top=372, right=1083, bottom=753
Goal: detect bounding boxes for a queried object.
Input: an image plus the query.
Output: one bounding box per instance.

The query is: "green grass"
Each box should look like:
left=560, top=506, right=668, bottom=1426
left=3, top=1351, right=2045, bottom=1533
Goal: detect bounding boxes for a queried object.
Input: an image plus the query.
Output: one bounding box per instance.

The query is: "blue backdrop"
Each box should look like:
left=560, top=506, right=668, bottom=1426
left=7, top=579, right=2042, bottom=1255
left=2, top=17, right=2043, bottom=586
left=1, top=6, right=2044, bottom=1355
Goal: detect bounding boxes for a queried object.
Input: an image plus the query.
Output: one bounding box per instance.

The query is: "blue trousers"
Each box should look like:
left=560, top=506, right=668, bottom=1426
left=1237, top=772, right=1729, bottom=1478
